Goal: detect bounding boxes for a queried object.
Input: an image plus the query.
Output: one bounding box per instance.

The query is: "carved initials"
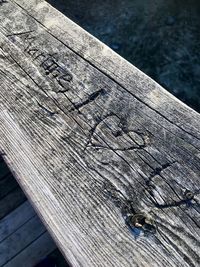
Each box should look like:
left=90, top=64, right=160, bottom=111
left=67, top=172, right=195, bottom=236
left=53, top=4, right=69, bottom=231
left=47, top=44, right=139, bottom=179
left=21, top=34, right=74, bottom=91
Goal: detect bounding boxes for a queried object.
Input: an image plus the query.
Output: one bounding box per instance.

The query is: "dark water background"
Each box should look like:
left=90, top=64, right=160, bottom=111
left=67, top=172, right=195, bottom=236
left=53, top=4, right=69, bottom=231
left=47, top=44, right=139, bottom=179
left=47, top=0, right=200, bottom=113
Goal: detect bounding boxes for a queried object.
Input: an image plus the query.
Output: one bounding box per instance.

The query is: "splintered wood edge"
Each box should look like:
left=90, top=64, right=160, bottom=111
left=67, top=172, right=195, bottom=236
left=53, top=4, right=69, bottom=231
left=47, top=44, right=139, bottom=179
left=0, top=1, right=199, bottom=267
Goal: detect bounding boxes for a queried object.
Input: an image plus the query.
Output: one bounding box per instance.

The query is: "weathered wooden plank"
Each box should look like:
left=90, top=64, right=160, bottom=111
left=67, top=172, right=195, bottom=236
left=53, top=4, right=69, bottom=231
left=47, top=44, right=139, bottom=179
left=0, top=201, right=35, bottom=242
left=3, top=232, right=56, bottom=267
left=0, top=1, right=199, bottom=267
left=0, top=215, right=46, bottom=265
left=0, top=187, right=27, bottom=220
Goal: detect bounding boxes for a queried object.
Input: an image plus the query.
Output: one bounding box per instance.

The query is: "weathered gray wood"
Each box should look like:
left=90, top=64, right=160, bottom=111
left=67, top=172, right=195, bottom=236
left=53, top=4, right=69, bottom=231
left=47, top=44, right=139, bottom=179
left=0, top=1, right=199, bottom=267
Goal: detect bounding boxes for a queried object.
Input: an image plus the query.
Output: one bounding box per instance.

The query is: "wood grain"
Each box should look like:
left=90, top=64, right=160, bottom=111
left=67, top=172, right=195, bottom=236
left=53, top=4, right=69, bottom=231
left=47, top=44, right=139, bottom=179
left=0, top=1, right=199, bottom=266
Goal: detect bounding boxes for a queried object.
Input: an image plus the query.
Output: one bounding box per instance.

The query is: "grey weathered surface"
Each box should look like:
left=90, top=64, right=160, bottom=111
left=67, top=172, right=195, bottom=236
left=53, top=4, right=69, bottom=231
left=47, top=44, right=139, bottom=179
left=0, top=1, right=200, bottom=267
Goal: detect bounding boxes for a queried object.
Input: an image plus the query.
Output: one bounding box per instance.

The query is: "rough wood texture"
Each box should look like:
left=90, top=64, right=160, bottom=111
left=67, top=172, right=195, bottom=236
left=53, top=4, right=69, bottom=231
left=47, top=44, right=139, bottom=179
left=0, top=1, right=200, bottom=266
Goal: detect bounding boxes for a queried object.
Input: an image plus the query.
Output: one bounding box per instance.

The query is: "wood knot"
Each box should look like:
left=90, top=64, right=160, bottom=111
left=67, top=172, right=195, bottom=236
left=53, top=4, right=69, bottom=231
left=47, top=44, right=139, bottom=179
left=184, top=189, right=194, bottom=200
left=126, top=212, right=156, bottom=233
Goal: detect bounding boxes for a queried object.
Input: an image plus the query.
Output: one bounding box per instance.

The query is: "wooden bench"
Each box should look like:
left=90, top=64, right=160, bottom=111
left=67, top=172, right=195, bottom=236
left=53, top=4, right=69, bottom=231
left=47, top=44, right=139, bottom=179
left=0, top=1, right=200, bottom=266
left=0, top=157, right=57, bottom=267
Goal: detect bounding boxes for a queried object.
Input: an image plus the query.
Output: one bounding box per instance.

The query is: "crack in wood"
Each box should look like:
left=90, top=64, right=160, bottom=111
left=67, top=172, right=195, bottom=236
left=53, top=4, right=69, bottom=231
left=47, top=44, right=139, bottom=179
left=147, top=162, right=176, bottom=183
left=145, top=161, right=177, bottom=202
left=6, top=30, right=34, bottom=37
left=154, top=198, right=194, bottom=209
left=36, top=101, right=57, bottom=117
left=147, top=184, right=197, bottom=211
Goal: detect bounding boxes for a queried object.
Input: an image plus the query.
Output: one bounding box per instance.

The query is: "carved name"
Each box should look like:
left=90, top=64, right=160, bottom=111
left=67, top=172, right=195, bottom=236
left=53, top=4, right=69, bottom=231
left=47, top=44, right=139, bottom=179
left=85, top=114, right=147, bottom=151
left=10, top=32, right=73, bottom=92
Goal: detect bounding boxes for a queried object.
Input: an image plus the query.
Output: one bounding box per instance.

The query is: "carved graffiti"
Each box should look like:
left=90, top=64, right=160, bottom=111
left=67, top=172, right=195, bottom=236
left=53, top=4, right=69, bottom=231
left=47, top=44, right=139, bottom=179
left=8, top=31, right=73, bottom=92
left=6, top=30, right=109, bottom=114
left=85, top=114, right=147, bottom=152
